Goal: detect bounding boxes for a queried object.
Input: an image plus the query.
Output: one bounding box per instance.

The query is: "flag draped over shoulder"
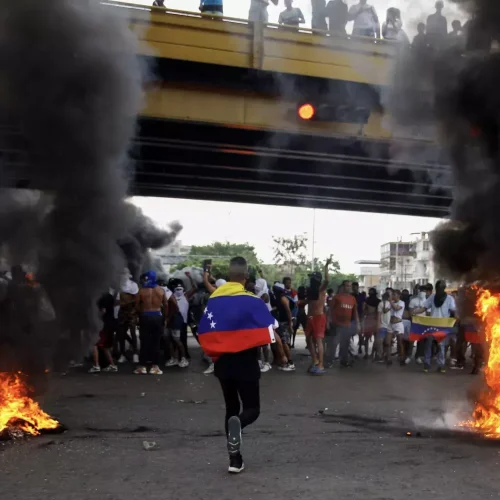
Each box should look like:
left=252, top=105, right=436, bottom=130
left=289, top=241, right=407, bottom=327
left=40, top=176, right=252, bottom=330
left=198, top=282, right=276, bottom=356
left=409, top=316, right=456, bottom=342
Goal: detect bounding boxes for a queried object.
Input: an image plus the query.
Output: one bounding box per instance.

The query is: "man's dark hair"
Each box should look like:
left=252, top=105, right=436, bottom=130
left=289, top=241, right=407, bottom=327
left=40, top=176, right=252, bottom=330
left=342, top=280, right=350, bottom=286
left=283, top=277, right=291, bottom=283
left=352, top=282, right=359, bottom=286
left=327, top=288, right=333, bottom=295
left=229, top=256, right=248, bottom=281
left=425, top=283, right=434, bottom=291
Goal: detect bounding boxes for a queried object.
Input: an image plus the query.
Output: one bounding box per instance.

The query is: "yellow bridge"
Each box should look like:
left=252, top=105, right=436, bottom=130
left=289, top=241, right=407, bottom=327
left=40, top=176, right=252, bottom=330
left=108, top=2, right=450, bottom=217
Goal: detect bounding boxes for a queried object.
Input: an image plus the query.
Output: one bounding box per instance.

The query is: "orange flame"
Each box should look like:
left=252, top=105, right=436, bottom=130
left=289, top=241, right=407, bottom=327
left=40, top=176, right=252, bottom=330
left=0, top=372, right=59, bottom=436
left=467, top=289, right=500, bottom=437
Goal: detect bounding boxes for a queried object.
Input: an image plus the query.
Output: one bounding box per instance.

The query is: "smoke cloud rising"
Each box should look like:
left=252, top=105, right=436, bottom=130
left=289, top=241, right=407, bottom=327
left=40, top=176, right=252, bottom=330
left=0, top=0, right=175, bottom=376
left=386, top=0, right=500, bottom=282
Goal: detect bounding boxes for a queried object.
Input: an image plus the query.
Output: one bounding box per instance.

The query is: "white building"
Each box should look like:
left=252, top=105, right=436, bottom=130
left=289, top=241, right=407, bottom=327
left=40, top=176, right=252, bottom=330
left=355, top=260, right=383, bottom=292
left=412, top=232, right=432, bottom=286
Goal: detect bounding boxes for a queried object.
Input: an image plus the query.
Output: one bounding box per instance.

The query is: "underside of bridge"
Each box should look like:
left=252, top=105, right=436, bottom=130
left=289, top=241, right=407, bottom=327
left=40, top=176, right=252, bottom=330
left=133, top=117, right=452, bottom=218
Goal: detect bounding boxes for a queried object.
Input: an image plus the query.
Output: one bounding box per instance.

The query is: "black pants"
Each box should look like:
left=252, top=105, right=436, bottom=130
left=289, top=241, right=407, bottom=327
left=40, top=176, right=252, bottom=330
left=218, top=378, right=260, bottom=435
left=117, top=323, right=137, bottom=354
left=139, top=314, right=163, bottom=365
left=415, top=340, right=425, bottom=358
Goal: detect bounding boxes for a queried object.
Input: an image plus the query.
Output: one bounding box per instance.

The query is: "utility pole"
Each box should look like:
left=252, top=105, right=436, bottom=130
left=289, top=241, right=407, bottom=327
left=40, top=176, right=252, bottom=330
left=311, top=209, right=316, bottom=271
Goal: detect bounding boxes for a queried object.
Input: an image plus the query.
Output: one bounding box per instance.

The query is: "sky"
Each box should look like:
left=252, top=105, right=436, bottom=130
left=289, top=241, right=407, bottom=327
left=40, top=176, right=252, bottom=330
left=122, top=0, right=465, bottom=34
left=133, top=197, right=442, bottom=273
left=122, top=0, right=454, bottom=272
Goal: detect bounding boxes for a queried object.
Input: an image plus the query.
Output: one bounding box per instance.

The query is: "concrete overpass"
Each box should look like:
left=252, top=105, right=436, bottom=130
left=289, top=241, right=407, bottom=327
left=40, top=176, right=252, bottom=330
left=30, top=2, right=457, bottom=217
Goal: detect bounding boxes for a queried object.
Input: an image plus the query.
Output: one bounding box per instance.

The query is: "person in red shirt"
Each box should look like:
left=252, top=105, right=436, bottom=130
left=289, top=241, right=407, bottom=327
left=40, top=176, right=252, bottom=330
left=330, top=280, right=360, bottom=367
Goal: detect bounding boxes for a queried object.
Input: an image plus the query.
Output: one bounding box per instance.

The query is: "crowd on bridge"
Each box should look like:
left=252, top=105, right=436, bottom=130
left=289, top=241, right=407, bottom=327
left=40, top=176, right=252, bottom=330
left=152, top=0, right=469, bottom=49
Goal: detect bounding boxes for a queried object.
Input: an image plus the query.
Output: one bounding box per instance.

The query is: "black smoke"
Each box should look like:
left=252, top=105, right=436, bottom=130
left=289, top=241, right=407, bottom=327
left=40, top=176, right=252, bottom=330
left=118, top=203, right=182, bottom=280
left=0, top=0, right=169, bottom=376
left=387, top=0, right=500, bottom=283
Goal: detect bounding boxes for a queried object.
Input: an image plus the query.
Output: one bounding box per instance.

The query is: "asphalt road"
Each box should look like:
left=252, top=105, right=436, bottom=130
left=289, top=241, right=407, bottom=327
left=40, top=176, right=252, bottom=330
left=1, top=340, right=499, bottom=500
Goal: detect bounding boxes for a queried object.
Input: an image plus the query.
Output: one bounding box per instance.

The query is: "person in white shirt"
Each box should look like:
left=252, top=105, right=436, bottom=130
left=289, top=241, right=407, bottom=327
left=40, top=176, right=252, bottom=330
left=409, top=285, right=429, bottom=364
left=414, top=280, right=456, bottom=373
left=348, top=0, right=380, bottom=38
left=249, top=0, right=279, bottom=24
left=375, top=291, right=392, bottom=363
left=390, top=289, right=405, bottom=365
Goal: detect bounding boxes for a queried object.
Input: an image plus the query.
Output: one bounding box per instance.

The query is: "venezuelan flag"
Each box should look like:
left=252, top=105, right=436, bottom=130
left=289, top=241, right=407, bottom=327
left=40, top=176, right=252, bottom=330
left=198, top=282, right=276, bottom=356
left=409, top=316, right=456, bottom=343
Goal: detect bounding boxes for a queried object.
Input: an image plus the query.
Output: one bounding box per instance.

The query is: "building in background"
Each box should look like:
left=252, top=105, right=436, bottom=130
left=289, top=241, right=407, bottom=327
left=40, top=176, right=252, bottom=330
left=355, top=260, right=382, bottom=291
left=379, top=239, right=416, bottom=291
left=153, top=240, right=192, bottom=273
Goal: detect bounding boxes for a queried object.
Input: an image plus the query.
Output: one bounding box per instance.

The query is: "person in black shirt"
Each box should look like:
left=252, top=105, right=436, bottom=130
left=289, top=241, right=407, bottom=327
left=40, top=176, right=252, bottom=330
left=325, top=0, right=348, bottom=34
left=152, top=0, right=165, bottom=7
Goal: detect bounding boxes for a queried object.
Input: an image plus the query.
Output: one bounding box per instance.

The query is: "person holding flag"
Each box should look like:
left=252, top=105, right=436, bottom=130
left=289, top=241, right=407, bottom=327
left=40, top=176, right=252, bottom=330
left=198, top=256, right=277, bottom=474
left=410, top=280, right=456, bottom=373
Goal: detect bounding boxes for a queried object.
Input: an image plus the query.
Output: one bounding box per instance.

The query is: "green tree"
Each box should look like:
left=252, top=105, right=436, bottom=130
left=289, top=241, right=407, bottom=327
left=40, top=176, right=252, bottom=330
left=175, top=242, right=260, bottom=279
left=272, top=234, right=308, bottom=277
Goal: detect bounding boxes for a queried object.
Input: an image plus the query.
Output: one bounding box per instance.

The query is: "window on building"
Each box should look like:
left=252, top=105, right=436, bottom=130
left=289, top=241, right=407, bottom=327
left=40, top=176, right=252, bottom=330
left=423, top=240, right=430, bottom=251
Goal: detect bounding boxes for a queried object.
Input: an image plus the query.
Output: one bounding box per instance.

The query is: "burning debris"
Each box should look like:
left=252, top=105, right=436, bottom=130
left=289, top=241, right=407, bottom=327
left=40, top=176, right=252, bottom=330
left=461, top=289, right=500, bottom=438
left=0, top=373, right=61, bottom=441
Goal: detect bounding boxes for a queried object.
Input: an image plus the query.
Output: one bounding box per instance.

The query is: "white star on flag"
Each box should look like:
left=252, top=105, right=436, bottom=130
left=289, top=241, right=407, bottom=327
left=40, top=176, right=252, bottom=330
left=210, top=321, right=216, bottom=329
left=207, top=312, right=213, bottom=320
left=204, top=307, right=208, bottom=314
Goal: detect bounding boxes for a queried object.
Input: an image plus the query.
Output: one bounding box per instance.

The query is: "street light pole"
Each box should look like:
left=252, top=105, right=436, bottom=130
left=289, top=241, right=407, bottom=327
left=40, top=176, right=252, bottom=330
left=311, top=208, right=316, bottom=271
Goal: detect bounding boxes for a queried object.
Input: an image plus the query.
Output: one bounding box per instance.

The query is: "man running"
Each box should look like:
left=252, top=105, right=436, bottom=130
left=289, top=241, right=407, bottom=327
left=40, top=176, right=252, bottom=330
left=198, top=256, right=276, bottom=474
left=305, top=259, right=331, bottom=374
left=134, top=271, right=168, bottom=375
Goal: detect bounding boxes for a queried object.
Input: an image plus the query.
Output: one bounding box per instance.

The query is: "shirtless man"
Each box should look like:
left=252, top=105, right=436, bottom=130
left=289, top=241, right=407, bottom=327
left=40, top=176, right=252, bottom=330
left=134, top=271, right=169, bottom=375
left=306, top=258, right=331, bottom=375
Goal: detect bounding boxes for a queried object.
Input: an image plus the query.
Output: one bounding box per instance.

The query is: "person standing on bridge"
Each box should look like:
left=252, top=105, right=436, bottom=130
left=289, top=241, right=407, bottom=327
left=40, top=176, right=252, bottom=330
left=278, top=0, right=305, bottom=30
left=199, top=0, right=223, bottom=16
left=311, top=0, right=328, bottom=31
left=348, top=0, right=380, bottom=38
left=152, top=0, right=166, bottom=8
left=325, top=0, right=348, bottom=34
left=249, top=0, right=279, bottom=25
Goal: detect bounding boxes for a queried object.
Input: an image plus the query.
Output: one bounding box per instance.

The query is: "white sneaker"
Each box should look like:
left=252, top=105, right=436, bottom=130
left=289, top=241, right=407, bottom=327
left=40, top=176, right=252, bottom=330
left=103, top=365, right=118, bottom=372
left=88, top=365, right=100, bottom=373
left=278, top=364, right=294, bottom=372
left=404, top=357, right=411, bottom=365
left=178, top=358, right=189, bottom=368
left=288, top=363, right=296, bottom=371
left=203, top=364, right=215, bottom=375
left=416, top=357, right=423, bottom=365
left=117, top=355, right=127, bottom=364
left=150, top=365, right=163, bottom=375
left=165, top=358, right=178, bottom=367
left=265, top=363, right=272, bottom=371
left=132, top=354, right=140, bottom=364
left=134, top=366, right=147, bottom=375
left=260, top=363, right=271, bottom=373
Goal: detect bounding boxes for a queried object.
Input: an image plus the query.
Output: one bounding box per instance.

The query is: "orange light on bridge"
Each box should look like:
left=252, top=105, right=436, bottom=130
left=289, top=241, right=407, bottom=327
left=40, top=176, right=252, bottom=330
left=298, top=104, right=315, bottom=120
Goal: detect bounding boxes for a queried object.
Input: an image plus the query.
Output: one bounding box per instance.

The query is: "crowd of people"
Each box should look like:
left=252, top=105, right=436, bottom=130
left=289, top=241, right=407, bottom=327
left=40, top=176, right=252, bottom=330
left=89, top=257, right=484, bottom=378
left=151, top=0, right=468, bottom=48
